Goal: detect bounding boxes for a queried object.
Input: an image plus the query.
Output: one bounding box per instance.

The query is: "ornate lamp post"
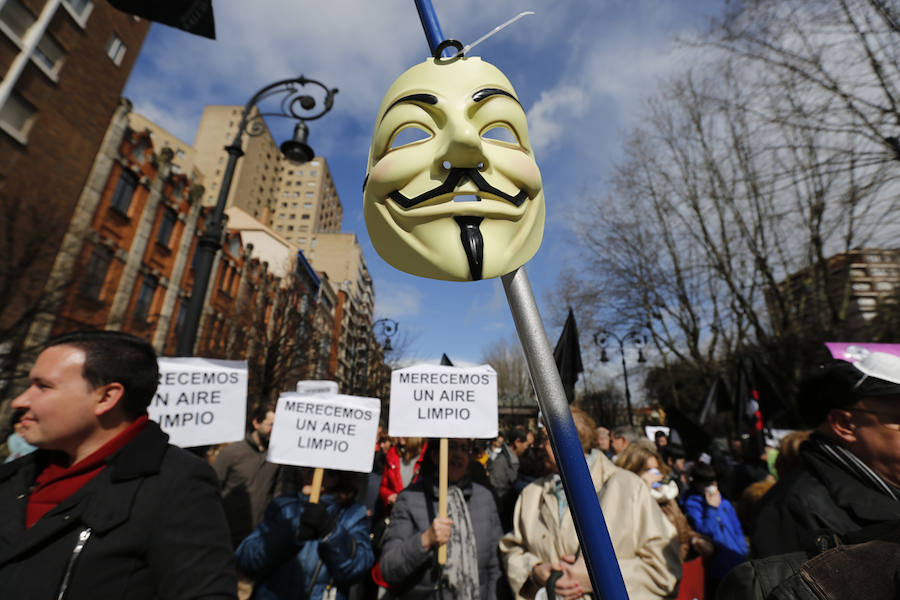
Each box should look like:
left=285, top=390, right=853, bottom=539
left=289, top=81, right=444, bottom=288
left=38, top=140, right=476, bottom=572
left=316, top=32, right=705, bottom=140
left=176, top=77, right=338, bottom=356
left=594, top=329, right=647, bottom=426
left=372, top=318, right=399, bottom=352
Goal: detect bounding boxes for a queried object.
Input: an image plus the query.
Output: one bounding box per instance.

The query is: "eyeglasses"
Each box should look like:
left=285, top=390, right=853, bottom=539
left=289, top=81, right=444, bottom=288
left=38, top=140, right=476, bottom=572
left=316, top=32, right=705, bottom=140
left=846, top=408, right=900, bottom=431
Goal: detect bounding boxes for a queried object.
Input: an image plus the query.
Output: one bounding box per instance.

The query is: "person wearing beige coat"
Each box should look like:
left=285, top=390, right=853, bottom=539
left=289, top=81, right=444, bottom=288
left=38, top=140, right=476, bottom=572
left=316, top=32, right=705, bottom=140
left=500, top=410, right=681, bottom=600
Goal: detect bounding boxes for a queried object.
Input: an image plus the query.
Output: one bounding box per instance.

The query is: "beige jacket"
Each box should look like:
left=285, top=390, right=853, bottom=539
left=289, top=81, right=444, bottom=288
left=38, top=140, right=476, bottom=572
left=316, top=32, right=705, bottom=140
left=500, top=452, right=681, bottom=600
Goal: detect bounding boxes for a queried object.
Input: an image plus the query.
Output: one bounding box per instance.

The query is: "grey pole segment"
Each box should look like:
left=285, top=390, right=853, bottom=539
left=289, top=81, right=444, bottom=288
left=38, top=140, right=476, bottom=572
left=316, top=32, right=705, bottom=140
left=501, top=266, right=629, bottom=600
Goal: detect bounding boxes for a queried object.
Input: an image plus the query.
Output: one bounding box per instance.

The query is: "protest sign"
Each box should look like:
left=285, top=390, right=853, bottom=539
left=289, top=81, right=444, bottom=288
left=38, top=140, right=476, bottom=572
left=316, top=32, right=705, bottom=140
left=151, top=357, right=247, bottom=447
left=389, top=364, right=498, bottom=438
left=268, top=393, right=381, bottom=473
left=297, top=380, right=339, bottom=396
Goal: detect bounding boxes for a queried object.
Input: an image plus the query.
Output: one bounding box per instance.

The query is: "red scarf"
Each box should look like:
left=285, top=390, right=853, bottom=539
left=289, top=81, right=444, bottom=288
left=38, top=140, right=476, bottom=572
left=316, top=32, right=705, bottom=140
left=26, top=415, right=149, bottom=528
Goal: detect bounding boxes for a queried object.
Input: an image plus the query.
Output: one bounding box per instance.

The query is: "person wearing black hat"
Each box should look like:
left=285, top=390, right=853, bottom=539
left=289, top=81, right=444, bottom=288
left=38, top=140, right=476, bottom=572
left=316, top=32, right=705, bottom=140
left=749, top=355, right=900, bottom=558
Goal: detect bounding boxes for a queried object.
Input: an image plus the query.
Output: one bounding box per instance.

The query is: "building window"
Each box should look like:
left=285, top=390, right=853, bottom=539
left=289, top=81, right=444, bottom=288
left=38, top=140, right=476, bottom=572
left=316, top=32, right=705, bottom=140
left=110, top=169, right=138, bottom=214
left=309, top=170, right=318, bottom=176
left=157, top=207, right=178, bottom=246
left=62, top=0, right=92, bottom=24
left=106, top=33, right=126, bottom=65
left=134, top=275, right=158, bottom=323
left=292, top=192, right=300, bottom=198
left=305, top=191, right=315, bottom=197
left=304, top=202, right=313, bottom=208
left=0, top=91, right=37, bottom=143
left=33, top=33, right=66, bottom=76
left=78, top=244, right=113, bottom=300
left=301, top=214, right=310, bottom=220
left=310, top=161, right=320, bottom=166
left=0, top=0, right=33, bottom=42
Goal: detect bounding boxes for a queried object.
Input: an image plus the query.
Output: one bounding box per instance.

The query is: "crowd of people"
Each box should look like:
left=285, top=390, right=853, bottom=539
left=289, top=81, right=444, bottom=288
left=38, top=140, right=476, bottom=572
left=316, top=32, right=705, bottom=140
left=0, top=329, right=898, bottom=600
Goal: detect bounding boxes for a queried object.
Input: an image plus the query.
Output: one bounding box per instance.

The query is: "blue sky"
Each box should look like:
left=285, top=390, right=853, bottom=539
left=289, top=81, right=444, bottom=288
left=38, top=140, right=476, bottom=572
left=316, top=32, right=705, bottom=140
left=123, top=1, right=725, bottom=366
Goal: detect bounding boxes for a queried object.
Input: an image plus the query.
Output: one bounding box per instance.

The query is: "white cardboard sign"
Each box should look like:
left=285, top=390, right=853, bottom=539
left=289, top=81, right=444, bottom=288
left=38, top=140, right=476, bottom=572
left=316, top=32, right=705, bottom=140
left=268, top=393, right=381, bottom=473
left=151, top=357, right=248, bottom=448
left=389, top=364, right=498, bottom=438
left=297, top=380, right=339, bottom=396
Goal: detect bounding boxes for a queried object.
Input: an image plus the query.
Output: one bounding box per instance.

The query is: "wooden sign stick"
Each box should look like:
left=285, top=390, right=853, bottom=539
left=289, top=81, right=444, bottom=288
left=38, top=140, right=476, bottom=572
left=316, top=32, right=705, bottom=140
left=309, top=467, right=324, bottom=504
left=437, top=437, right=448, bottom=565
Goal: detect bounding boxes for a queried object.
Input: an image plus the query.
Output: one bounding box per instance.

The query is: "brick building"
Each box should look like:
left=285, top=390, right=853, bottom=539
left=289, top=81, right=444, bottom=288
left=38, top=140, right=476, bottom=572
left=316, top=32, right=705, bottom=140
left=22, top=100, right=293, bottom=378
left=767, top=248, right=900, bottom=333
left=1, top=0, right=149, bottom=344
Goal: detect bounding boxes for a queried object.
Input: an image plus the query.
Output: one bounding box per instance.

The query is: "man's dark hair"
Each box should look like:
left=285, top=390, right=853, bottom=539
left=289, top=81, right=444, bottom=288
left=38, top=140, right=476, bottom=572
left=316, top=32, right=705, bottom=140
left=662, top=443, right=686, bottom=463
left=654, top=430, right=668, bottom=441
left=689, top=462, right=717, bottom=488
left=45, top=330, right=159, bottom=419
left=506, top=426, right=530, bottom=444
left=249, top=403, right=274, bottom=426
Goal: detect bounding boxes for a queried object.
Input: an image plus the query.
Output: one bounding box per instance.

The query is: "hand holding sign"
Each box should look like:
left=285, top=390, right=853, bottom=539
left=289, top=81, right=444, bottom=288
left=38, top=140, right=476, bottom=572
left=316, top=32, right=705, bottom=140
left=390, top=364, right=498, bottom=564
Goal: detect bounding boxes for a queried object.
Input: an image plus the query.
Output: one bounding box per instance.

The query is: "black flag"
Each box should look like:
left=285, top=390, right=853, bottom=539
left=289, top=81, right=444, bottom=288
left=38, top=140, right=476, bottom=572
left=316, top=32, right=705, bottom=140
left=665, top=406, right=712, bottom=460
left=440, top=353, right=454, bottom=367
left=107, top=0, right=216, bottom=39
left=553, top=307, right=584, bottom=404
left=734, top=360, right=765, bottom=459
left=698, top=374, right=732, bottom=426
left=750, top=355, right=786, bottom=423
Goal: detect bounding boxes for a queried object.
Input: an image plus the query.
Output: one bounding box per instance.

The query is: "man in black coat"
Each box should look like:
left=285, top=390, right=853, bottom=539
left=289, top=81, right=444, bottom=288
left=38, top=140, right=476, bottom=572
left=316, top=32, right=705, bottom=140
left=750, top=356, right=900, bottom=558
left=0, top=330, right=236, bottom=599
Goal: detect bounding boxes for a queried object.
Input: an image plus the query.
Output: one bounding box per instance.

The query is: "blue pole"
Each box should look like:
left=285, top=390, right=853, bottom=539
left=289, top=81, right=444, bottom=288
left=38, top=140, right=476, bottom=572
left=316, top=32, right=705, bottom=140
left=502, top=267, right=629, bottom=600
left=413, top=0, right=445, bottom=56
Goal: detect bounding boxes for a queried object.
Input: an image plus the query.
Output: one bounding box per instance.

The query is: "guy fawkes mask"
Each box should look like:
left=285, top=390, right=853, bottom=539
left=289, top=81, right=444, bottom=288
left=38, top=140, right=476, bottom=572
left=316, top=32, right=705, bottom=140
left=364, top=56, right=544, bottom=281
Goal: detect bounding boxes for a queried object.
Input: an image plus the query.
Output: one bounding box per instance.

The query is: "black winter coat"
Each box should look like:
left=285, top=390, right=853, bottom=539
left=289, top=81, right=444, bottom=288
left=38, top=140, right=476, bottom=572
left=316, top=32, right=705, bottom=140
left=750, top=440, right=900, bottom=558
left=0, top=421, right=237, bottom=600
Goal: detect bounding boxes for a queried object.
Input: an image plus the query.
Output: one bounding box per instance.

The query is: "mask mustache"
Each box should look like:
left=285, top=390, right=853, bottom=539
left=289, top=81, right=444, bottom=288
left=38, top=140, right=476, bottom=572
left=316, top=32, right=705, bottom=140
left=385, top=167, right=527, bottom=210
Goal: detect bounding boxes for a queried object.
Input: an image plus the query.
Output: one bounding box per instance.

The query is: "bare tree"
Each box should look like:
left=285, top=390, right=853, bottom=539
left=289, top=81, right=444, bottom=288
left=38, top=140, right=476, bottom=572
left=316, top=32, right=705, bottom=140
left=481, top=335, right=536, bottom=409
left=568, top=0, right=900, bottom=406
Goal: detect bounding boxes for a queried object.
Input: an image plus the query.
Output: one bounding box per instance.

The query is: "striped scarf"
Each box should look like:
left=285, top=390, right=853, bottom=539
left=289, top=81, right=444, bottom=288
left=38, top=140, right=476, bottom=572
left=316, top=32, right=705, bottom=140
left=809, top=432, right=900, bottom=502
left=444, top=486, right=480, bottom=600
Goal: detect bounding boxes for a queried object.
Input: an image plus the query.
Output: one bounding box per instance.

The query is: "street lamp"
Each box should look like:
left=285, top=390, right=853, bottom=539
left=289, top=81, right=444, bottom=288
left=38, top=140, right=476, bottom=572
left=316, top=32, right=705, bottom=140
left=594, top=329, right=647, bottom=426
left=176, top=77, right=338, bottom=356
left=372, top=318, right=399, bottom=352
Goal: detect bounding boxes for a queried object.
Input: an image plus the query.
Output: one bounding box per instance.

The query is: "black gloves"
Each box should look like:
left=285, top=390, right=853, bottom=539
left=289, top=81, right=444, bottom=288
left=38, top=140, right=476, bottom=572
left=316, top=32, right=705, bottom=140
left=298, top=502, right=336, bottom=541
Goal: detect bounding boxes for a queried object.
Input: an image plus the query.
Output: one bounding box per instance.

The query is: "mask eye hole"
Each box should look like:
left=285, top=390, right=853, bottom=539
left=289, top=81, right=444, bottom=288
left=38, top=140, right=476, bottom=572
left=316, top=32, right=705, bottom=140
left=481, top=124, right=518, bottom=145
left=389, top=125, right=431, bottom=150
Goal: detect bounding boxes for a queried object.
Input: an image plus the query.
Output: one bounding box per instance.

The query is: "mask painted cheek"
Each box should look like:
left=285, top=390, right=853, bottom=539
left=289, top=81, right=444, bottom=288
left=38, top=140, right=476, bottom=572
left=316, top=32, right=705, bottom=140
left=497, top=153, right=542, bottom=194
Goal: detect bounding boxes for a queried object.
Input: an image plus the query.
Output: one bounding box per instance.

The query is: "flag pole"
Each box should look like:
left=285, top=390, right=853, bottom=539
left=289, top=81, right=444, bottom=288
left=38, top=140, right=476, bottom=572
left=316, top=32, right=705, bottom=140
left=502, top=266, right=629, bottom=600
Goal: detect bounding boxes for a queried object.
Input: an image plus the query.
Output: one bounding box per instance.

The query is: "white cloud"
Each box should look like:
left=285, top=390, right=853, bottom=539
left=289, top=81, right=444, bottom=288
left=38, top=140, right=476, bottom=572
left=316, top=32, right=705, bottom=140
left=375, top=282, right=423, bottom=319
left=526, top=86, right=589, bottom=154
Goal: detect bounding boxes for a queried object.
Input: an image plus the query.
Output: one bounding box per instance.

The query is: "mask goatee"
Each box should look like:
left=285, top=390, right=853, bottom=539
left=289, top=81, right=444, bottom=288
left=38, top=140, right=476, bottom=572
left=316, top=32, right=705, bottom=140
left=454, top=216, right=484, bottom=281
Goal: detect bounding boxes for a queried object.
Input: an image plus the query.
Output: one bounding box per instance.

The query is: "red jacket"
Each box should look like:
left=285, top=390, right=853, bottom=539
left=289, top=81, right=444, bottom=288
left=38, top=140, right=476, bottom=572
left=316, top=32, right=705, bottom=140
left=378, top=443, right=427, bottom=508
